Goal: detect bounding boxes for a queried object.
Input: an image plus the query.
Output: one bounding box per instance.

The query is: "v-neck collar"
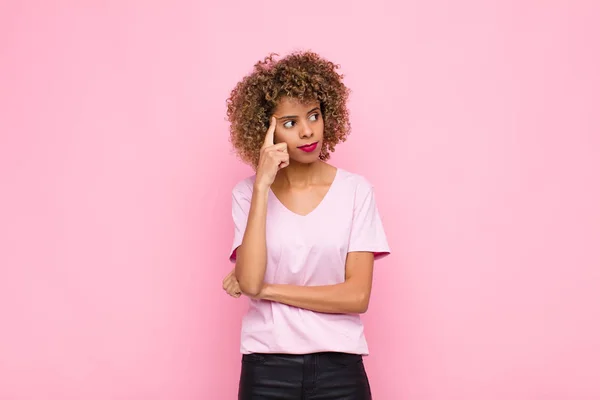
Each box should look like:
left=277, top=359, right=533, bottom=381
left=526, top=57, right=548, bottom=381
left=269, top=168, right=341, bottom=218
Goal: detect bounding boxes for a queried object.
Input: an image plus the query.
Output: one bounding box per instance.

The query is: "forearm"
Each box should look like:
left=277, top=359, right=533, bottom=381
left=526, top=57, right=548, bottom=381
left=261, top=281, right=370, bottom=314
left=235, top=184, right=269, bottom=296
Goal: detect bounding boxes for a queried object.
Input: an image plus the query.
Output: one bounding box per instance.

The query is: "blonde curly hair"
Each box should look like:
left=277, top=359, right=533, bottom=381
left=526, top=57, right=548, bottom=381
left=226, top=50, right=351, bottom=168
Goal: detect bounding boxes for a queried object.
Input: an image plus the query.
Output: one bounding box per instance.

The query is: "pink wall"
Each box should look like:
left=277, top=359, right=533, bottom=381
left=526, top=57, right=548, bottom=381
left=1, top=1, right=599, bottom=399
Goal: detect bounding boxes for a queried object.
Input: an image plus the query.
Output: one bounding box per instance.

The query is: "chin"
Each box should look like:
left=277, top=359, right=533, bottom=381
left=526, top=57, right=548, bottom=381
left=301, top=158, right=320, bottom=165
left=293, top=150, right=321, bottom=164
left=290, top=156, right=320, bottom=165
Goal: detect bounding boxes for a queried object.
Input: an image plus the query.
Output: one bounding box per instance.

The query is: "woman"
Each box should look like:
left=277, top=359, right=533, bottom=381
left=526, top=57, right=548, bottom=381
left=222, top=50, right=390, bottom=399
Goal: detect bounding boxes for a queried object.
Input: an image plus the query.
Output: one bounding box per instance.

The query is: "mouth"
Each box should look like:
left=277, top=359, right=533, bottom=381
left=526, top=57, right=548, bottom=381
left=297, top=141, right=319, bottom=153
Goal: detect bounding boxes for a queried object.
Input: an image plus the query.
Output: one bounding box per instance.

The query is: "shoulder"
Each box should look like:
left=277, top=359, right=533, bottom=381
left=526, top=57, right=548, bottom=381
left=231, top=174, right=256, bottom=199
left=336, top=168, right=375, bottom=194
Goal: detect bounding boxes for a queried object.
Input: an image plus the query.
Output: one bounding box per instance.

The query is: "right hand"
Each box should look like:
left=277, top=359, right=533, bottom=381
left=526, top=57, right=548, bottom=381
left=255, top=117, right=289, bottom=188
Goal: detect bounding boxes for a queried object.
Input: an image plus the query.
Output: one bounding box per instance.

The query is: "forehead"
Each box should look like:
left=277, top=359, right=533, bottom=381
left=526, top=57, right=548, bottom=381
left=273, top=97, right=320, bottom=114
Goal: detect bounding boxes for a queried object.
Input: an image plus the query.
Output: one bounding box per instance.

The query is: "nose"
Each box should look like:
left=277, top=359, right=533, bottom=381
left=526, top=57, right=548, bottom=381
left=299, top=120, right=313, bottom=139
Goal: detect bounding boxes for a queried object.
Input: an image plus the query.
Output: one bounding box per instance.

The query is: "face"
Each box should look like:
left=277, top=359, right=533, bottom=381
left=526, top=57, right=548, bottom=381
left=271, top=97, right=324, bottom=164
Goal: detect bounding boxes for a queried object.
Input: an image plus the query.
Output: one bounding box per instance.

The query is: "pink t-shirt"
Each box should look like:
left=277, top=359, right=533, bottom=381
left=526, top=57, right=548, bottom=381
left=229, top=168, right=390, bottom=355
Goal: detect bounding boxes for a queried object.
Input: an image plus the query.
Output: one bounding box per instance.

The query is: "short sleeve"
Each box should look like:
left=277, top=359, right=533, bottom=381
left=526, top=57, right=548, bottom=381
left=229, top=180, right=253, bottom=263
left=348, top=179, right=391, bottom=260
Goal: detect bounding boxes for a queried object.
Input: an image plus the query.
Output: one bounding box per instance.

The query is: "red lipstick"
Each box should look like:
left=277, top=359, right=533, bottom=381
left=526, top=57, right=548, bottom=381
left=298, top=141, right=319, bottom=153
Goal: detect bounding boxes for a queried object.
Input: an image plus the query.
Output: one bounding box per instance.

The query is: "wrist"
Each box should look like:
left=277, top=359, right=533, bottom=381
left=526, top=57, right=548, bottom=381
left=253, top=182, right=271, bottom=194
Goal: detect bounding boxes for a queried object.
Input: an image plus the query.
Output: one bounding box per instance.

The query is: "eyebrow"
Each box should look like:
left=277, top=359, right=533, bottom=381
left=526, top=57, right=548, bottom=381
left=276, top=107, right=320, bottom=120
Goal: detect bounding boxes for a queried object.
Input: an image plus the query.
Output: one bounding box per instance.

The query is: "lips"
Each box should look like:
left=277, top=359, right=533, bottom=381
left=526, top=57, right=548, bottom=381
left=298, top=141, right=319, bottom=152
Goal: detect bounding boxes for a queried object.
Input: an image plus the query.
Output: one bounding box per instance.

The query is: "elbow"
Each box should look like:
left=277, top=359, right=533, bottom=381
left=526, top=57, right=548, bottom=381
left=234, top=261, right=264, bottom=297
left=355, top=303, right=369, bottom=314
left=238, top=280, right=263, bottom=298
left=353, top=292, right=370, bottom=314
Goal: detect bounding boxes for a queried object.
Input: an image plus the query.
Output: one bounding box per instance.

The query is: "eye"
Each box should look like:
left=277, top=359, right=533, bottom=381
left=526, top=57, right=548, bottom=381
left=309, top=113, right=319, bottom=122
left=283, top=120, right=295, bottom=128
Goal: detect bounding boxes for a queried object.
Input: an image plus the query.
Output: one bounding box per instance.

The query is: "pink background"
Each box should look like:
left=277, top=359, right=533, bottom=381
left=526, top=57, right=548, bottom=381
left=1, top=1, right=599, bottom=399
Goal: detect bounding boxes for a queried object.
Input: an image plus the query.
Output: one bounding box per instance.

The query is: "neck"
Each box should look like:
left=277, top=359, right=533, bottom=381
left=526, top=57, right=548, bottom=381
left=276, top=160, right=324, bottom=188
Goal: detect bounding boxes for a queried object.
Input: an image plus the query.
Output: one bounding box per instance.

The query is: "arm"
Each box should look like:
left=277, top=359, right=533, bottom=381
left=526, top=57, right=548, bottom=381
left=259, top=251, right=374, bottom=314
left=234, top=117, right=289, bottom=297
left=234, top=184, right=269, bottom=297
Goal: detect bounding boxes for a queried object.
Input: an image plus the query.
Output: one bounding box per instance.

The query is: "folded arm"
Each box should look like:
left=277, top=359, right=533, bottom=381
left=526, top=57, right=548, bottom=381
left=259, top=251, right=374, bottom=314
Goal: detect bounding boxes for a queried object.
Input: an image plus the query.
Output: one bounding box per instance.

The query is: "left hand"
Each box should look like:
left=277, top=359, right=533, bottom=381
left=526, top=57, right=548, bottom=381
left=222, top=269, right=241, bottom=298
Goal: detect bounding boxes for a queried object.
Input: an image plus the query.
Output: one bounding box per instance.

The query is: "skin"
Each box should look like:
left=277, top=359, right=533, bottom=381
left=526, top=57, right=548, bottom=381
left=222, top=97, right=375, bottom=314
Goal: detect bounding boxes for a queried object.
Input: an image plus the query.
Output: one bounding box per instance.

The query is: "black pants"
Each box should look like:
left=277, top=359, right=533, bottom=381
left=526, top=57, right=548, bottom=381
left=238, top=351, right=372, bottom=399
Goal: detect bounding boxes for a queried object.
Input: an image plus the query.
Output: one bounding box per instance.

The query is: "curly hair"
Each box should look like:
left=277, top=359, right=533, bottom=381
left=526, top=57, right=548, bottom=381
left=226, top=50, right=351, bottom=168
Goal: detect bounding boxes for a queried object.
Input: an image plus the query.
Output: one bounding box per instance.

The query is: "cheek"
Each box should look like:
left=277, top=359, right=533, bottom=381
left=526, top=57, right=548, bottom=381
left=316, top=120, right=325, bottom=135
left=274, top=133, right=290, bottom=146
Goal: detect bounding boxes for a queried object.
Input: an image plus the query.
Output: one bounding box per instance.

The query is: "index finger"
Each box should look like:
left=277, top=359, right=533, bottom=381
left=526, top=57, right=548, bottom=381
left=262, top=116, right=276, bottom=148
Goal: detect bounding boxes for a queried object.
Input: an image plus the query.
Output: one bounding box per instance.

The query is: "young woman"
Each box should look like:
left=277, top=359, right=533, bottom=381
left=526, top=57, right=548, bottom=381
left=222, top=50, right=390, bottom=399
